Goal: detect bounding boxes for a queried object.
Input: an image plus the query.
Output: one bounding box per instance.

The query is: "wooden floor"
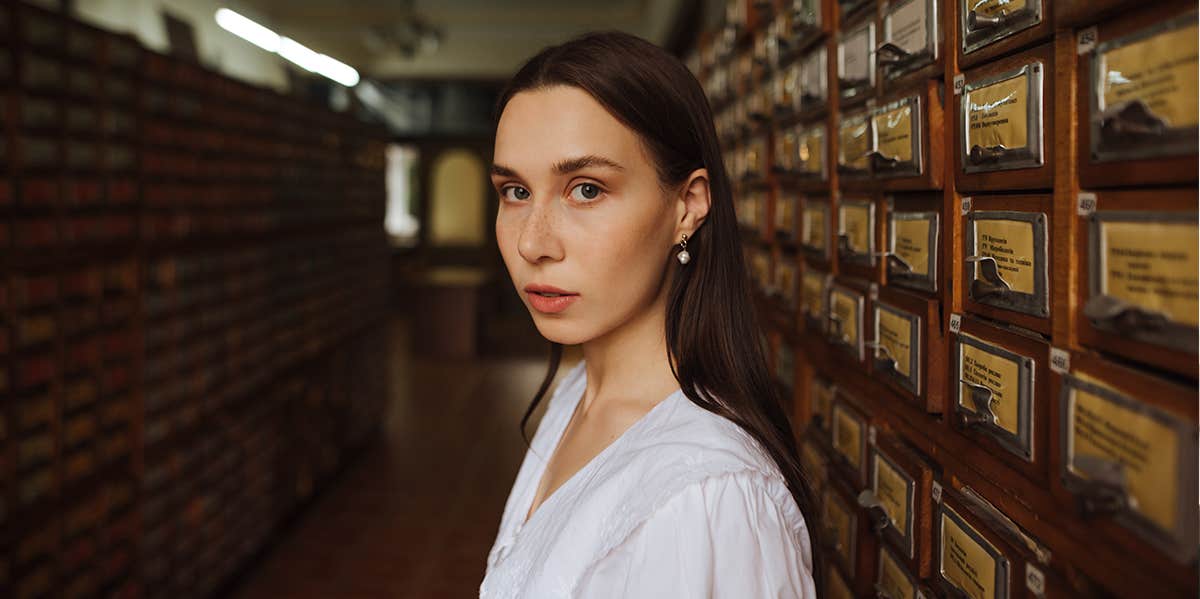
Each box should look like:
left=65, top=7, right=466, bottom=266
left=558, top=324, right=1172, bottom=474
left=227, top=312, right=580, bottom=598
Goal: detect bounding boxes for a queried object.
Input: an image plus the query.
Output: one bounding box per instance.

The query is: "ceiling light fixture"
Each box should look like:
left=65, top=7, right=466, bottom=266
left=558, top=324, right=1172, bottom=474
left=215, top=8, right=360, bottom=87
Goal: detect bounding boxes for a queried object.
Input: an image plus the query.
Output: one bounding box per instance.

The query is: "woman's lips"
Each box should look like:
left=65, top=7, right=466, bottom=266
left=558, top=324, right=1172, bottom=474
left=524, top=284, right=578, bottom=314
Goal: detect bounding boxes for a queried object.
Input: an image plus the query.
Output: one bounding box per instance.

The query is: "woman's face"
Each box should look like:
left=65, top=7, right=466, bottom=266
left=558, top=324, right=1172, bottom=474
left=491, top=85, right=680, bottom=345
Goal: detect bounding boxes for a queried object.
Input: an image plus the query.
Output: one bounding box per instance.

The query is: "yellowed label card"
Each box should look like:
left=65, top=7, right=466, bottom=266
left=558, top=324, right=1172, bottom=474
left=839, top=117, right=870, bottom=170
left=840, top=202, right=873, bottom=255
left=831, top=289, right=860, bottom=347
left=802, top=270, right=827, bottom=319
left=879, top=547, right=917, bottom=599
left=967, top=74, right=1030, bottom=151
left=971, top=0, right=1028, bottom=18
left=874, top=452, right=912, bottom=535
left=828, top=563, right=855, bottom=599
left=1069, top=375, right=1181, bottom=533
left=824, top=488, right=856, bottom=566
left=940, top=508, right=1000, bottom=599
left=893, top=216, right=932, bottom=276
left=776, top=194, right=796, bottom=233
left=803, top=203, right=827, bottom=250
left=874, top=104, right=915, bottom=162
left=1101, top=22, right=1199, bottom=129
left=876, top=307, right=915, bottom=378
left=833, top=403, right=864, bottom=469
left=799, top=127, right=826, bottom=175
left=1099, top=220, right=1199, bottom=327
left=959, top=339, right=1021, bottom=436
left=974, top=218, right=1037, bottom=295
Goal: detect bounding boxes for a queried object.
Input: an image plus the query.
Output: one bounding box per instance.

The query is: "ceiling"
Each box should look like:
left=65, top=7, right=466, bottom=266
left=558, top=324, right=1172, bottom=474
left=233, top=0, right=700, bottom=81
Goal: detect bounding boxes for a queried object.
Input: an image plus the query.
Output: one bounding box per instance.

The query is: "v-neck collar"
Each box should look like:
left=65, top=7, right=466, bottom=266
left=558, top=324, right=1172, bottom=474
left=515, top=371, right=683, bottom=534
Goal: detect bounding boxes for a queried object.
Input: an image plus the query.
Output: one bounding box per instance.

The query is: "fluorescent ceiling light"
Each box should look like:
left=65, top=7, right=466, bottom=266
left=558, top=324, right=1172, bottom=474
left=215, top=8, right=360, bottom=87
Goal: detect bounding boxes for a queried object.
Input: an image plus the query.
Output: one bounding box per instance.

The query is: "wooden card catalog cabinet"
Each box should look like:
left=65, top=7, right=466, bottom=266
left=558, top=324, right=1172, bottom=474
left=825, top=476, right=879, bottom=594
left=781, top=122, right=828, bottom=188
left=1055, top=355, right=1199, bottom=567
left=800, top=195, right=832, bottom=262
left=774, top=190, right=797, bottom=240
left=887, top=195, right=940, bottom=294
left=837, top=195, right=878, bottom=278
left=831, top=392, right=871, bottom=487
left=861, top=435, right=936, bottom=576
left=952, top=317, right=1049, bottom=483
left=826, top=562, right=855, bottom=599
left=1078, top=7, right=1199, bottom=188
left=801, top=436, right=830, bottom=497
left=838, top=16, right=876, bottom=104
left=828, top=282, right=867, bottom=363
left=837, top=108, right=872, bottom=181
left=872, top=81, right=945, bottom=189
left=963, top=197, right=1051, bottom=334
left=958, top=0, right=1051, bottom=68
left=871, top=289, right=946, bottom=413
left=1078, top=190, right=1197, bottom=377
left=878, top=0, right=942, bottom=86
left=798, top=44, right=829, bottom=118
left=801, top=268, right=830, bottom=333
left=935, top=489, right=1021, bottom=599
left=956, top=44, right=1054, bottom=191
left=774, top=254, right=799, bottom=310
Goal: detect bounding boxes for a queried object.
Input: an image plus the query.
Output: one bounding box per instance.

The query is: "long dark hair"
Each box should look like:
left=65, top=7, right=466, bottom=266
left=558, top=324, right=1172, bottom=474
left=494, top=30, right=823, bottom=591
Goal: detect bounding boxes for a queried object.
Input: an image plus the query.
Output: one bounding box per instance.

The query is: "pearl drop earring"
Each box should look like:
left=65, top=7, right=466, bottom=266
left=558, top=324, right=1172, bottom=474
left=676, top=234, right=691, bottom=265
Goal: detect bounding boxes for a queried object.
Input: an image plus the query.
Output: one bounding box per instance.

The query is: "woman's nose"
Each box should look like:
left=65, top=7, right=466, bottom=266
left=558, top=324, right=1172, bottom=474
left=516, top=199, right=565, bottom=264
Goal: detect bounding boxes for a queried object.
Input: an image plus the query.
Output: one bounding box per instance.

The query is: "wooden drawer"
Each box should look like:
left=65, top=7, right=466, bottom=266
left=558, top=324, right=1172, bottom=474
left=860, top=431, right=937, bottom=577
left=955, top=43, right=1054, bottom=191
left=774, top=188, right=798, bottom=242
left=871, top=286, right=946, bottom=414
left=830, top=388, right=872, bottom=488
left=936, top=482, right=1046, bottom=599
left=824, top=474, right=879, bottom=594
left=1076, top=189, right=1197, bottom=377
left=885, top=193, right=941, bottom=294
left=775, top=336, right=797, bottom=397
left=748, top=244, right=773, bottom=297
left=774, top=120, right=829, bottom=189
left=737, top=187, right=768, bottom=234
left=801, top=266, right=831, bottom=334
left=1057, top=0, right=1177, bottom=29
left=773, top=250, right=800, bottom=312
left=800, top=194, right=833, bottom=265
left=961, top=194, right=1052, bottom=334
left=808, top=370, right=837, bottom=436
left=951, top=316, right=1050, bottom=485
left=828, top=279, right=871, bottom=366
left=836, top=193, right=882, bottom=282
left=837, top=104, right=872, bottom=185
left=957, top=0, right=1052, bottom=69
left=796, top=42, right=831, bottom=121
left=1076, top=3, right=1198, bottom=188
left=878, top=0, right=944, bottom=90
left=771, top=0, right=831, bottom=63
left=871, top=79, right=945, bottom=190
left=800, top=435, right=831, bottom=500
left=838, top=12, right=877, bottom=105
left=877, top=542, right=936, bottom=599
left=1051, top=352, right=1198, bottom=569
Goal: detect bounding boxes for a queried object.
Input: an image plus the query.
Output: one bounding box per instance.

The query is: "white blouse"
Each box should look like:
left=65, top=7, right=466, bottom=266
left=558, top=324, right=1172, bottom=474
left=480, top=360, right=817, bottom=598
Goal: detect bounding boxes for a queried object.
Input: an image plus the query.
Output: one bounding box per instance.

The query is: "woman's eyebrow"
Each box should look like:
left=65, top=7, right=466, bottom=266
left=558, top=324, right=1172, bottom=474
left=490, top=154, right=626, bottom=179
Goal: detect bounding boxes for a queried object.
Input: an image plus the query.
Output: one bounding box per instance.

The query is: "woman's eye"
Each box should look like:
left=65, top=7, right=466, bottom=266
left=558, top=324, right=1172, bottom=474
left=501, top=186, right=531, bottom=201
left=569, top=183, right=603, bottom=202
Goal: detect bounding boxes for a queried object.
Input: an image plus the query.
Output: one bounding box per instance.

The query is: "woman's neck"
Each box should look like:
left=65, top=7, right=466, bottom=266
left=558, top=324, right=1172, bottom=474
left=577, top=286, right=679, bottom=416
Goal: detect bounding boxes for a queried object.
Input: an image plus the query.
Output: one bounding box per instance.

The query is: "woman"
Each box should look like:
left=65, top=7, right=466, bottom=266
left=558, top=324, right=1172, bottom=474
left=481, top=30, right=822, bottom=598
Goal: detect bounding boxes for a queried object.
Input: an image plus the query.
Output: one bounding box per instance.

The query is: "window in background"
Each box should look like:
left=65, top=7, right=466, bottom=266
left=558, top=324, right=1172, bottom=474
left=429, top=149, right=486, bottom=247
left=385, top=143, right=421, bottom=247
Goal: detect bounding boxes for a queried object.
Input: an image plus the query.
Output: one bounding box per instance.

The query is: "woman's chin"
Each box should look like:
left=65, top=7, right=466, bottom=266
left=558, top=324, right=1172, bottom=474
left=531, top=317, right=589, bottom=346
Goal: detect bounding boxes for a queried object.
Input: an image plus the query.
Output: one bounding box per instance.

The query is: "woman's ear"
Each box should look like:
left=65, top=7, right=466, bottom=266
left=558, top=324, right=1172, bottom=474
left=675, top=168, right=711, bottom=238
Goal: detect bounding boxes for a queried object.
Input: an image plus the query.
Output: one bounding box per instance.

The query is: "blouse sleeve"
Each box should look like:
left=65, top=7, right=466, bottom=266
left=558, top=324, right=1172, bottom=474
left=573, top=471, right=817, bottom=599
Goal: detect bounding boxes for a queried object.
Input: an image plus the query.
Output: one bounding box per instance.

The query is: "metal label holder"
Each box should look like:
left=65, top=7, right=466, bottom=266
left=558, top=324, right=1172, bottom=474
left=959, top=0, right=1042, bottom=55
left=839, top=198, right=877, bottom=266
left=1085, top=210, right=1198, bottom=353
left=872, top=300, right=923, bottom=396
left=937, top=502, right=1012, bottom=599
left=887, top=207, right=940, bottom=293
left=838, top=19, right=877, bottom=102
left=960, top=62, right=1045, bottom=174
left=871, top=447, right=919, bottom=558
left=953, top=332, right=1036, bottom=462
left=1089, top=12, right=1199, bottom=163
left=1059, top=374, right=1200, bottom=564
left=965, top=210, right=1050, bottom=318
left=828, top=284, right=866, bottom=361
left=838, top=110, right=874, bottom=178
left=880, top=0, right=939, bottom=80
left=870, top=94, right=925, bottom=178
left=801, top=198, right=832, bottom=259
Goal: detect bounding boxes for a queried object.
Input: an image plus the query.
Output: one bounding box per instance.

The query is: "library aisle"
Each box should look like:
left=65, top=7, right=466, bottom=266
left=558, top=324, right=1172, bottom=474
left=227, top=312, right=576, bottom=598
